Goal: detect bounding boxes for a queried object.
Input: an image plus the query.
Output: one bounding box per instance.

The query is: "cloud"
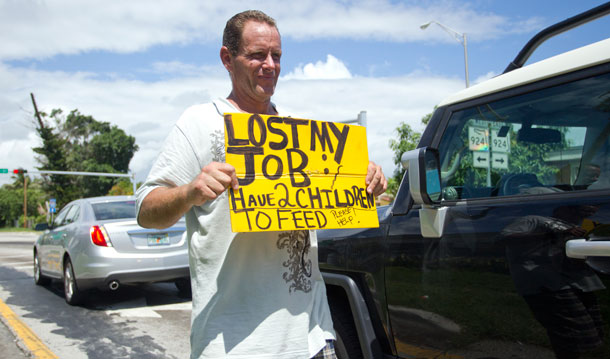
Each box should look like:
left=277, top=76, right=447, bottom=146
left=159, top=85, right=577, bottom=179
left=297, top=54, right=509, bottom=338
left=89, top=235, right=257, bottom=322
left=275, top=73, right=463, bottom=178
left=0, top=0, right=232, bottom=60
left=0, top=0, right=533, bottom=187
left=473, top=71, right=498, bottom=85
left=0, top=58, right=460, bottom=187
left=0, top=0, right=542, bottom=60
left=282, top=54, right=352, bottom=80
left=0, top=61, right=230, bottom=185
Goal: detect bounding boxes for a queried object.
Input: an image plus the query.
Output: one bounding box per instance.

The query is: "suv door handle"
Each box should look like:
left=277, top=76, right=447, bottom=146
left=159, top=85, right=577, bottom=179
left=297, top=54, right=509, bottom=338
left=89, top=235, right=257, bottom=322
left=566, top=239, right=610, bottom=259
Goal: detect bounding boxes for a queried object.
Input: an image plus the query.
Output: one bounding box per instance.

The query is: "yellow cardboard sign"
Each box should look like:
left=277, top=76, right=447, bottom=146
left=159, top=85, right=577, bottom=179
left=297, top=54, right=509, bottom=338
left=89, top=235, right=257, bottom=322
left=224, top=113, right=379, bottom=232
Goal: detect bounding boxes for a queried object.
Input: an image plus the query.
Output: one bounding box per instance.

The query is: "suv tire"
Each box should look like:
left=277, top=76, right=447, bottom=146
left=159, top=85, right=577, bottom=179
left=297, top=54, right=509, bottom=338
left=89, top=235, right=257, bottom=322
left=329, top=290, right=363, bottom=359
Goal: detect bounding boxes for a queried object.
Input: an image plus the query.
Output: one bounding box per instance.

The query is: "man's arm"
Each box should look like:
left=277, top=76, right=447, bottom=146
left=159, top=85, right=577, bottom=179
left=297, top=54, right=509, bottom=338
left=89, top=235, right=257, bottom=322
left=138, top=162, right=239, bottom=229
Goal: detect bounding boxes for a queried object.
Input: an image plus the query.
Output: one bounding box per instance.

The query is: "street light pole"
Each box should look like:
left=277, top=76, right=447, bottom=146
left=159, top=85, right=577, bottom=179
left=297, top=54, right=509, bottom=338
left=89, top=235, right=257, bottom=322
left=420, top=20, right=470, bottom=87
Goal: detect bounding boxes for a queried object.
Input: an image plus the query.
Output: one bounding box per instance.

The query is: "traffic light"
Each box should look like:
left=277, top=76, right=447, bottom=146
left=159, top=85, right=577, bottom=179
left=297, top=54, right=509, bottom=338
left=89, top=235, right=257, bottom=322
left=13, top=168, right=27, bottom=174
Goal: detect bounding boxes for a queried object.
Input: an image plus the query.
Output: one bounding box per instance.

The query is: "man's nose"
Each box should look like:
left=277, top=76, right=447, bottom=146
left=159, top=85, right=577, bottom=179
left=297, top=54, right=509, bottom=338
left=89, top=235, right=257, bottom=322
left=262, top=53, right=275, bottom=69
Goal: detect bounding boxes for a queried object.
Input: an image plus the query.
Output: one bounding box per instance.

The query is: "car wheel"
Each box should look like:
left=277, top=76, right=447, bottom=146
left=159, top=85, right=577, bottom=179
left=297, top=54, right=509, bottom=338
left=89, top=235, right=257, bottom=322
left=175, top=277, right=192, bottom=297
left=33, top=252, right=50, bottom=286
left=63, top=258, right=84, bottom=305
left=330, top=296, right=363, bottom=359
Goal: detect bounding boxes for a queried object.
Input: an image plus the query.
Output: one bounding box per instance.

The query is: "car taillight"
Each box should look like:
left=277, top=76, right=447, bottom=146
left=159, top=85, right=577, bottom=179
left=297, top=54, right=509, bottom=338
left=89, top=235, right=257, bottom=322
left=90, top=225, right=112, bottom=247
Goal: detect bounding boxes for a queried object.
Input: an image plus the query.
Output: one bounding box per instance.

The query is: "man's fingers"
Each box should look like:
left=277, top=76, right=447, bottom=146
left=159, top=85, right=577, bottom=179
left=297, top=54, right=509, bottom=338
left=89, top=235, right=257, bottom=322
left=215, top=162, right=240, bottom=190
left=224, top=165, right=240, bottom=190
left=366, top=161, right=387, bottom=196
left=202, top=162, right=239, bottom=189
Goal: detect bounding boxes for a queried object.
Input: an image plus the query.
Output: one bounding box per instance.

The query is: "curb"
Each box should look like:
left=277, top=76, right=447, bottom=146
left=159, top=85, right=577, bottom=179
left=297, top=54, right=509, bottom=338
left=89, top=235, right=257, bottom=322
left=0, top=298, right=58, bottom=359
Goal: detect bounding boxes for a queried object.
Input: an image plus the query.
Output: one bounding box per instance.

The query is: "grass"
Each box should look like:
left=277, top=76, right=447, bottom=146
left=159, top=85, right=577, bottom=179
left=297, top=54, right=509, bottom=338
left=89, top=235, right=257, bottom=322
left=0, top=227, right=41, bottom=233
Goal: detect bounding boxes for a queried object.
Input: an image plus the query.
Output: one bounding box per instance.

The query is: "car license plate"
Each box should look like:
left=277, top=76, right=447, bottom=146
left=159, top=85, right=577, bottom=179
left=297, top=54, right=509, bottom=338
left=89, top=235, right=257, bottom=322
left=147, top=233, right=170, bottom=246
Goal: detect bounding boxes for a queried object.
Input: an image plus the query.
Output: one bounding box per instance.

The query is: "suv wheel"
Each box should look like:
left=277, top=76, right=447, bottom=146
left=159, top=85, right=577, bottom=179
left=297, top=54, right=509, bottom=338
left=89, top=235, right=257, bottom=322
left=63, top=258, right=84, bottom=305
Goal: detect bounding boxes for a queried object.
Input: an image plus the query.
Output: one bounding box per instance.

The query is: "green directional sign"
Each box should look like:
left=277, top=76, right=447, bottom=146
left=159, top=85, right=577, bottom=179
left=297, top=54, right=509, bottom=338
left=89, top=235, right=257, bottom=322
left=0, top=169, right=8, bottom=174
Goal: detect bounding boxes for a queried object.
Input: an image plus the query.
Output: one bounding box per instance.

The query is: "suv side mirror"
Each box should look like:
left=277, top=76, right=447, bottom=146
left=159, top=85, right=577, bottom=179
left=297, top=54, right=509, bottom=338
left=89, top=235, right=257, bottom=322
left=401, top=147, right=447, bottom=238
left=401, top=147, right=442, bottom=205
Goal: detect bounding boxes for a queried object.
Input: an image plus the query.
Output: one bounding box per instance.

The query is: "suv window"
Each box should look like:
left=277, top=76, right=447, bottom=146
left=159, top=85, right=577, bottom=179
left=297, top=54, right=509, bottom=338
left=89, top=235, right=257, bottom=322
left=438, top=71, right=610, bottom=200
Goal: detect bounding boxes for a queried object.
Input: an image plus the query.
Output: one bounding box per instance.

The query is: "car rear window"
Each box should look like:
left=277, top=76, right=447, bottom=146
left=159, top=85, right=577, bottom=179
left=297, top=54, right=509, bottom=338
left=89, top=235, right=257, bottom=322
left=91, top=200, right=136, bottom=220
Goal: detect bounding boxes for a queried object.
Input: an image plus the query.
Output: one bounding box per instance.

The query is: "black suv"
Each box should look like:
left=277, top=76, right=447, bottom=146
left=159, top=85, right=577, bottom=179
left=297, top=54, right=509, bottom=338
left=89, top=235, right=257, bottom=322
left=319, top=4, right=610, bottom=358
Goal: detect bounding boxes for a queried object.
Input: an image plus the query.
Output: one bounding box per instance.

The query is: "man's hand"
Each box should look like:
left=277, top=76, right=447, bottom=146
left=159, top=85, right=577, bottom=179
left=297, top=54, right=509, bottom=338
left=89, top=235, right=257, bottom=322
left=187, top=162, right=240, bottom=206
left=139, top=162, right=239, bottom=229
left=365, top=161, right=387, bottom=196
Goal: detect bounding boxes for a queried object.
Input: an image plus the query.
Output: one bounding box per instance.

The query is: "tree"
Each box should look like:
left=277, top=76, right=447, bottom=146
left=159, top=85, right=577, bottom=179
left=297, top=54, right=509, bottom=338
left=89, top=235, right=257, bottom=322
left=33, top=108, right=139, bottom=207
left=0, top=175, right=46, bottom=227
left=107, top=178, right=137, bottom=196
left=387, top=110, right=434, bottom=196
left=0, top=185, right=22, bottom=227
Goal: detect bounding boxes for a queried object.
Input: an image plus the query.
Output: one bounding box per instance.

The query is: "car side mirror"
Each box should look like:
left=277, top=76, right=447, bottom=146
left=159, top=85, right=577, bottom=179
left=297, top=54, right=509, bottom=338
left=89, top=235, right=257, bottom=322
left=34, top=223, right=49, bottom=231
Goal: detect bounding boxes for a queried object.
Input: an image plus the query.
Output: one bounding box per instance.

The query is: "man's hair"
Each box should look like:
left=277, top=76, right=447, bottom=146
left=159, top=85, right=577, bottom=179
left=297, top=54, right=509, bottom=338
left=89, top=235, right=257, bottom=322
left=223, top=10, right=278, bottom=56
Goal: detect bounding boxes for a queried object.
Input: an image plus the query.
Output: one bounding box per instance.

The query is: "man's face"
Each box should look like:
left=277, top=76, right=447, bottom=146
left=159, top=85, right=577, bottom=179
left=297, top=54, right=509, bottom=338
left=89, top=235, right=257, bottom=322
left=227, top=21, right=281, bottom=103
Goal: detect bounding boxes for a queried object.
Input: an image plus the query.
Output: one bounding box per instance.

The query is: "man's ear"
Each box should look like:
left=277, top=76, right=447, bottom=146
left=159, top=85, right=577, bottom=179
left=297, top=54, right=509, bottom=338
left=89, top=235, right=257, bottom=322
left=220, top=46, right=232, bottom=72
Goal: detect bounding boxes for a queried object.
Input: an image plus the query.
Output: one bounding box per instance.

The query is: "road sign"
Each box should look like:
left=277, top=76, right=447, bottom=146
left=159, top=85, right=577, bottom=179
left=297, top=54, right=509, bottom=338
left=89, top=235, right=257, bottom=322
left=49, top=198, right=56, bottom=214
left=468, top=126, right=489, bottom=151
left=492, top=153, right=509, bottom=170
left=473, top=151, right=490, bottom=168
left=491, top=129, right=510, bottom=153
left=0, top=169, right=7, bottom=174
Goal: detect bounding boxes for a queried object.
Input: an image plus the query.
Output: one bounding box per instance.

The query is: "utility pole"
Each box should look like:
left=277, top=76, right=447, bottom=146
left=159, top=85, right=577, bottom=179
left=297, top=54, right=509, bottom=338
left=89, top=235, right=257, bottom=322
left=23, top=175, right=27, bottom=228
left=31, top=93, right=44, bottom=129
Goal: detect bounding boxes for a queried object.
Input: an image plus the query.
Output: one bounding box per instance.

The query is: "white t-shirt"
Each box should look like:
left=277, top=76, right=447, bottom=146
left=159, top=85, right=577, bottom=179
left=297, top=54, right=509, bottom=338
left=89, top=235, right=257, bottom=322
left=136, top=98, right=335, bottom=358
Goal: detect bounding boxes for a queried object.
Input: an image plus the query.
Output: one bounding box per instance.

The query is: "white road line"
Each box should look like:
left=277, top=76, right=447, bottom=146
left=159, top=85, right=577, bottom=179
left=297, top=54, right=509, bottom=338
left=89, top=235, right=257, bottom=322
left=5, top=261, right=32, bottom=266
left=14, top=265, right=33, bottom=270
left=105, top=300, right=192, bottom=318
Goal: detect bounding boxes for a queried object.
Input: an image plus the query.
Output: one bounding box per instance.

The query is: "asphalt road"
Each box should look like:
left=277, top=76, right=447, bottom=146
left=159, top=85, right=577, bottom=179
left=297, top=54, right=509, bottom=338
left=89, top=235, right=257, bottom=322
left=0, top=232, right=192, bottom=359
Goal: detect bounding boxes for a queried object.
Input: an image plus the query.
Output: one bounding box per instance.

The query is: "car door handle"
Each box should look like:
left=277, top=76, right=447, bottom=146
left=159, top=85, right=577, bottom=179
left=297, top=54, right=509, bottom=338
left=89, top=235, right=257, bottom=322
left=566, top=239, right=610, bottom=259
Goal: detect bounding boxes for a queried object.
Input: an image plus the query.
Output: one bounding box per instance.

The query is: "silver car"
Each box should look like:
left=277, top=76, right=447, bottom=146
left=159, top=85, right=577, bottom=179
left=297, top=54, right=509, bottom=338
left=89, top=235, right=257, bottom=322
left=33, top=195, right=189, bottom=305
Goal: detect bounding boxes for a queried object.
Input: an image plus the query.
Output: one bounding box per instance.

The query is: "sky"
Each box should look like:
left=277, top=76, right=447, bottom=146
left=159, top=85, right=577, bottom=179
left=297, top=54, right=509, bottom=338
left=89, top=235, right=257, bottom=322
left=1, top=0, right=609, bottom=188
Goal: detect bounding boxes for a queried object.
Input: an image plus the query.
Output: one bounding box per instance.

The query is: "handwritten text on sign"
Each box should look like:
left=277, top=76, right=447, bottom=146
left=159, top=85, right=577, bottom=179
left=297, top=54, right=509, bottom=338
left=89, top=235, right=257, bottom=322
left=224, top=113, right=379, bottom=232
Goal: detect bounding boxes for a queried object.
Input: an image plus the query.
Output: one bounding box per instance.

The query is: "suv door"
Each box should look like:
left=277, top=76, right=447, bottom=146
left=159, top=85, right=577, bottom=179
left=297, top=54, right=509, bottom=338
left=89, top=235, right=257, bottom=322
left=386, top=65, right=610, bottom=358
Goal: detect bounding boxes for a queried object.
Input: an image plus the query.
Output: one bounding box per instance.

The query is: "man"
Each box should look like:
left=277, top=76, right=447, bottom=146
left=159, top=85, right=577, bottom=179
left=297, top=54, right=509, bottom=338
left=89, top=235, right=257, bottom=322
left=136, top=10, right=386, bottom=358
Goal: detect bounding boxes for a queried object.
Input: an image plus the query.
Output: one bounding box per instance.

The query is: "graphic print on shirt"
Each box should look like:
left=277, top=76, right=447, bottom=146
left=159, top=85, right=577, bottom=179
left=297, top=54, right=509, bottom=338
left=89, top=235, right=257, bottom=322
left=277, top=231, right=312, bottom=293
left=210, top=130, right=225, bottom=162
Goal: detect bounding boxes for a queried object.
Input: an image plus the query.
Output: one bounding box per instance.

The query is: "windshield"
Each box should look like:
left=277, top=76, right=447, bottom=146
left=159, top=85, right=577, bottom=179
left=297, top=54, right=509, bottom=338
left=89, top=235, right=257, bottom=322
left=91, top=200, right=136, bottom=220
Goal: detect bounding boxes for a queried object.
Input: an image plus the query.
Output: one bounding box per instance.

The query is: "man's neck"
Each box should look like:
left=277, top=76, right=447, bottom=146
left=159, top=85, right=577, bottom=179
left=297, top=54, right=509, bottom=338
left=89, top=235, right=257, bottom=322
left=226, top=92, right=276, bottom=115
